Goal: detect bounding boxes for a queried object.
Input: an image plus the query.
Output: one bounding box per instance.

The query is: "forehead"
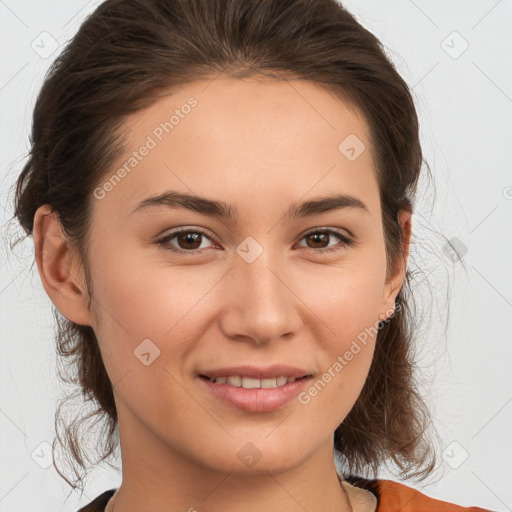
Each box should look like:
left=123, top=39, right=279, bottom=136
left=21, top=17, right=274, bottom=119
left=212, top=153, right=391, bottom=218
left=122, top=74, right=372, bottom=156
left=96, top=74, right=380, bottom=221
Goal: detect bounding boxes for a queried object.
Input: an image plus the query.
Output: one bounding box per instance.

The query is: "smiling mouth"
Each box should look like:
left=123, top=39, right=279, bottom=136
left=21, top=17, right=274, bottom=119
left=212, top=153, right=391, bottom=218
left=199, top=375, right=311, bottom=389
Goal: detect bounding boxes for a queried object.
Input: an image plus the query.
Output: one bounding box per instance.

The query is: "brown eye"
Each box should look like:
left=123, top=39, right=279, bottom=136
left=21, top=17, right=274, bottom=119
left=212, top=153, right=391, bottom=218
left=297, top=229, right=353, bottom=254
left=176, top=232, right=203, bottom=250
left=156, top=227, right=354, bottom=256
left=306, top=232, right=330, bottom=249
left=157, top=229, right=215, bottom=254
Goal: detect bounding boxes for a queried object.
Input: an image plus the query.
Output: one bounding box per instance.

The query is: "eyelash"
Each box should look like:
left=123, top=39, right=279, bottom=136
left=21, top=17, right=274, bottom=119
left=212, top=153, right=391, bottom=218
left=156, top=228, right=354, bottom=255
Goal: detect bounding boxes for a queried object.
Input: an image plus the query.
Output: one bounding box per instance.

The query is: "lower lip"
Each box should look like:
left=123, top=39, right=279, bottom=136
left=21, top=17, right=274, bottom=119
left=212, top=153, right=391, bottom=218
left=198, top=376, right=311, bottom=413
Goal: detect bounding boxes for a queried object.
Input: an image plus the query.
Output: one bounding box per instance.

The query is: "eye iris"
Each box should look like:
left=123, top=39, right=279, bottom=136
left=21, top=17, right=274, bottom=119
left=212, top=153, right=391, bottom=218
left=308, top=232, right=329, bottom=249
left=178, top=232, right=202, bottom=250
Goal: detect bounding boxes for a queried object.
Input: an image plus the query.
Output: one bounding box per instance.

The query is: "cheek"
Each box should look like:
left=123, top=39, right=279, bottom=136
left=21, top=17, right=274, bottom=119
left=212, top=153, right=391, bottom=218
left=87, top=256, right=213, bottom=431
left=300, top=255, right=387, bottom=337
left=87, top=249, right=243, bottom=415
left=296, top=257, right=386, bottom=395
left=90, top=246, right=214, bottom=335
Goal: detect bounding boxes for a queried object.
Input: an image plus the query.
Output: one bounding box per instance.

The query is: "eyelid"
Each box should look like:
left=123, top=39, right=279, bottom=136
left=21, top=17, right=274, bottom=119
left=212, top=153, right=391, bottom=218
left=301, top=226, right=353, bottom=240
left=295, top=227, right=354, bottom=253
left=156, top=226, right=218, bottom=251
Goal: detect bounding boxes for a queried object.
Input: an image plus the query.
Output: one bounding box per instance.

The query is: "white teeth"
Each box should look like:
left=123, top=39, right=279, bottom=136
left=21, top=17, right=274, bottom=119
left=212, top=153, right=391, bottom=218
left=261, top=378, right=277, bottom=388
left=242, top=377, right=261, bottom=389
left=226, top=376, right=242, bottom=386
left=276, top=376, right=287, bottom=386
left=209, top=375, right=303, bottom=388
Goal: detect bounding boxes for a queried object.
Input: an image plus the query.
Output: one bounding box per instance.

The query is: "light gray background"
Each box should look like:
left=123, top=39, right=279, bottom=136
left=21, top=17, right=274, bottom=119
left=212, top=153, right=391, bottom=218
left=1, top=0, right=511, bottom=510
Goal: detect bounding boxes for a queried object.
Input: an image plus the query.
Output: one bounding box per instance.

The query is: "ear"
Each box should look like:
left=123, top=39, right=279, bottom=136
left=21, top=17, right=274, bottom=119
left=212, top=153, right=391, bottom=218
left=379, top=208, right=412, bottom=320
left=33, top=204, right=94, bottom=326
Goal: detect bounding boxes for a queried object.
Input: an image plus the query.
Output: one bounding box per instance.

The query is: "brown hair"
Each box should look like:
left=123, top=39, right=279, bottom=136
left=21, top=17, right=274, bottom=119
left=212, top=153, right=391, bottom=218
left=9, top=0, right=441, bottom=491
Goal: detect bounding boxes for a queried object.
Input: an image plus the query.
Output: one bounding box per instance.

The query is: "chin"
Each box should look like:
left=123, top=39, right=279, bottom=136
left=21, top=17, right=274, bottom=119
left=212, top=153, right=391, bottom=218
left=192, top=435, right=311, bottom=475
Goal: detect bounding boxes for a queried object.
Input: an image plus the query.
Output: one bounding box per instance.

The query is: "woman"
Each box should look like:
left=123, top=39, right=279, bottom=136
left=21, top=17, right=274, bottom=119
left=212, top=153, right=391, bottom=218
left=11, top=0, right=493, bottom=510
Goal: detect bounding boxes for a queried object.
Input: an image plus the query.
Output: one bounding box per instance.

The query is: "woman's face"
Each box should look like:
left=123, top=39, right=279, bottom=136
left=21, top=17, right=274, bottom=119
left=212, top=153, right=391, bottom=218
left=37, top=75, right=410, bottom=477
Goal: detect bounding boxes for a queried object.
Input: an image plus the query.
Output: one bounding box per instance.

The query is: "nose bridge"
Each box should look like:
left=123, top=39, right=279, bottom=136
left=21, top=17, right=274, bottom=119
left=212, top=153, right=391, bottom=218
left=220, top=236, right=299, bottom=344
left=238, top=236, right=288, bottom=311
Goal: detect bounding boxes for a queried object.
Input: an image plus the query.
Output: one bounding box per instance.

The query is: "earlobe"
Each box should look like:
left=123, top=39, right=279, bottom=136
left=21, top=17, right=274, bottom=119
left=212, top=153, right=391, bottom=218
left=33, top=205, right=94, bottom=327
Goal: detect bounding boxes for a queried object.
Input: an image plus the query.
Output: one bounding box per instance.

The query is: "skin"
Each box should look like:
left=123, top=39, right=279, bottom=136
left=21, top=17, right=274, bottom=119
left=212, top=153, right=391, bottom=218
left=33, top=74, right=411, bottom=512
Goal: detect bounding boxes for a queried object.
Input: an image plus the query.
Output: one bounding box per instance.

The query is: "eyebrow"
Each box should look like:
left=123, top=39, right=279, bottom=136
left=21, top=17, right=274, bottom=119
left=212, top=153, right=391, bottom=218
left=130, top=190, right=369, bottom=221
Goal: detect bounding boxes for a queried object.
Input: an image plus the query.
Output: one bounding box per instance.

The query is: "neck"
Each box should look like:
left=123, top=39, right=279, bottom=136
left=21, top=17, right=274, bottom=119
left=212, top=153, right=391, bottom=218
left=111, top=472, right=354, bottom=512
left=111, top=409, right=353, bottom=512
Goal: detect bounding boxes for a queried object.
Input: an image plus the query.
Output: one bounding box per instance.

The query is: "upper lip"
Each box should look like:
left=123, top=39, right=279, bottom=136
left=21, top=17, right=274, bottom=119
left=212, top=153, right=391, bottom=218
left=199, top=365, right=312, bottom=379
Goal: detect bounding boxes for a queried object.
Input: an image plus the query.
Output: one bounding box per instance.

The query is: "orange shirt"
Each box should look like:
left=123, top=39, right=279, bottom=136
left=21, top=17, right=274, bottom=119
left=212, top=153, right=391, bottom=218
left=359, top=478, right=494, bottom=511
left=77, top=478, right=494, bottom=511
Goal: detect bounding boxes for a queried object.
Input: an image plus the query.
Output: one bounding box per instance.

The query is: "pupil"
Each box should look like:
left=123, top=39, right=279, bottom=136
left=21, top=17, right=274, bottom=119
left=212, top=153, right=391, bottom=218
left=310, top=233, right=327, bottom=248
left=180, top=233, right=201, bottom=249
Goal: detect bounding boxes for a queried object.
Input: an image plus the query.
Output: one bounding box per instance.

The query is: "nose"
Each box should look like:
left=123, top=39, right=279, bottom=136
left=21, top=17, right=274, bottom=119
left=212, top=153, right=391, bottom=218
left=218, top=246, right=303, bottom=346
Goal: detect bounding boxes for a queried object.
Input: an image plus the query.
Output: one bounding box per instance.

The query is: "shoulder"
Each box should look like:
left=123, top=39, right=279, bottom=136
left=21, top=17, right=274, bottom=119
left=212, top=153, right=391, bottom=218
left=74, top=481, right=494, bottom=512
left=349, top=478, right=494, bottom=512
left=76, top=489, right=117, bottom=512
